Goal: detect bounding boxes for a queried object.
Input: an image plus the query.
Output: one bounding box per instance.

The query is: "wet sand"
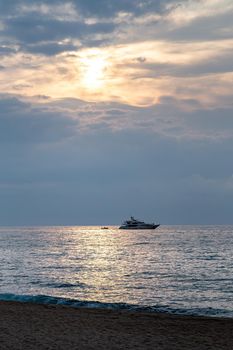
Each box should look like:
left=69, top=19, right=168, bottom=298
left=0, top=301, right=233, bottom=349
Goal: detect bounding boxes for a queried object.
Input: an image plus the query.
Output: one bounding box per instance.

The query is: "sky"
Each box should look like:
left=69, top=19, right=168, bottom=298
left=0, top=0, right=233, bottom=225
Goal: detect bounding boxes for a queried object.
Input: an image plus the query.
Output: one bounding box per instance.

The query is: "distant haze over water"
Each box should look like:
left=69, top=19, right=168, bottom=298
left=0, top=225, right=233, bottom=317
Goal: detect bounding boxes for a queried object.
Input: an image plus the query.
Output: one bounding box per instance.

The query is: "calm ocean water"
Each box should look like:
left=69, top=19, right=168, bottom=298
left=0, top=225, right=233, bottom=317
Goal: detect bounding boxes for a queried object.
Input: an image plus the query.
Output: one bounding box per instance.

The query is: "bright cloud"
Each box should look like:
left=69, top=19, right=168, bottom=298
left=169, top=0, right=233, bottom=25
left=1, top=36, right=233, bottom=108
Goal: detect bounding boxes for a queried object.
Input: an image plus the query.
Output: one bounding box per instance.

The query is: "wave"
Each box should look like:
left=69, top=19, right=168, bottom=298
left=0, top=293, right=232, bottom=318
left=44, top=282, right=88, bottom=289
left=30, top=281, right=89, bottom=289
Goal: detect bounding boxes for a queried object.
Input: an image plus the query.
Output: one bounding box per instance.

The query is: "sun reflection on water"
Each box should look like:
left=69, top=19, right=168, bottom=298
left=1, top=225, right=233, bottom=316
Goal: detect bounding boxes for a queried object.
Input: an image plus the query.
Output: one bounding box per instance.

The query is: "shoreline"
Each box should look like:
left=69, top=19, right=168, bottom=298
left=1, top=301, right=233, bottom=349
left=1, top=292, right=231, bottom=318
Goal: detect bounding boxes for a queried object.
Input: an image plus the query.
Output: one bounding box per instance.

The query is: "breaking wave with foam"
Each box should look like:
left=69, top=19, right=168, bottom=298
left=1, top=293, right=232, bottom=318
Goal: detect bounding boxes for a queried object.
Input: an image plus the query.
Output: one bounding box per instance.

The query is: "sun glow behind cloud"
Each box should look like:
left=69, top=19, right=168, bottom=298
left=1, top=39, right=232, bottom=109
left=79, top=49, right=110, bottom=90
left=0, top=0, right=232, bottom=109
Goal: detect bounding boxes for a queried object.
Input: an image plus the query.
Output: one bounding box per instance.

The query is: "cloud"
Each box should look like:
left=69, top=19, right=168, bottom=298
left=0, top=46, right=16, bottom=55
left=165, top=11, right=233, bottom=42
left=5, top=15, right=115, bottom=45
left=0, top=94, right=77, bottom=144
left=0, top=0, right=183, bottom=53
left=0, top=105, right=233, bottom=224
left=127, top=45, right=233, bottom=78
left=1, top=92, right=233, bottom=147
left=71, top=0, right=166, bottom=17
left=0, top=1, right=233, bottom=224
left=0, top=93, right=233, bottom=225
left=24, top=42, right=78, bottom=56
left=0, top=0, right=232, bottom=108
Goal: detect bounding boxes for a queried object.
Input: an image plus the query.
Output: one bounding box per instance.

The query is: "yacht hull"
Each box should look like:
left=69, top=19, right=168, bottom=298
left=119, top=224, right=160, bottom=230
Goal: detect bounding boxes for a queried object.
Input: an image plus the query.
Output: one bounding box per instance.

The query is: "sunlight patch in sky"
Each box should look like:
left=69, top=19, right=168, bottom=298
left=0, top=39, right=232, bottom=108
left=169, top=0, right=233, bottom=25
left=0, top=0, right=232, bottom=109
left=79, top=49, right=110, bottom=91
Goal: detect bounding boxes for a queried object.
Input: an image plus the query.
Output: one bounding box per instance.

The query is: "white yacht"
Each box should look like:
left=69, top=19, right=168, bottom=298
left=119, top=216, right=160, bottom=230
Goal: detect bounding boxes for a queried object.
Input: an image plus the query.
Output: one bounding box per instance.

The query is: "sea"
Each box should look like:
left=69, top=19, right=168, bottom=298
left=0, top=225, right=233, bottom=318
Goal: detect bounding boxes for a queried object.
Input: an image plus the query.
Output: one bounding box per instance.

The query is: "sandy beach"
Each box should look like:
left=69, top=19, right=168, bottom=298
left=0, top=301, right=232, bottom=349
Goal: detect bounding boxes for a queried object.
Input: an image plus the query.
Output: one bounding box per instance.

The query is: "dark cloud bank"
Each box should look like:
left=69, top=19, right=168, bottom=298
left=0, top=0, right=184, bottom=54
left=0, top=94, right=232, bottom=225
